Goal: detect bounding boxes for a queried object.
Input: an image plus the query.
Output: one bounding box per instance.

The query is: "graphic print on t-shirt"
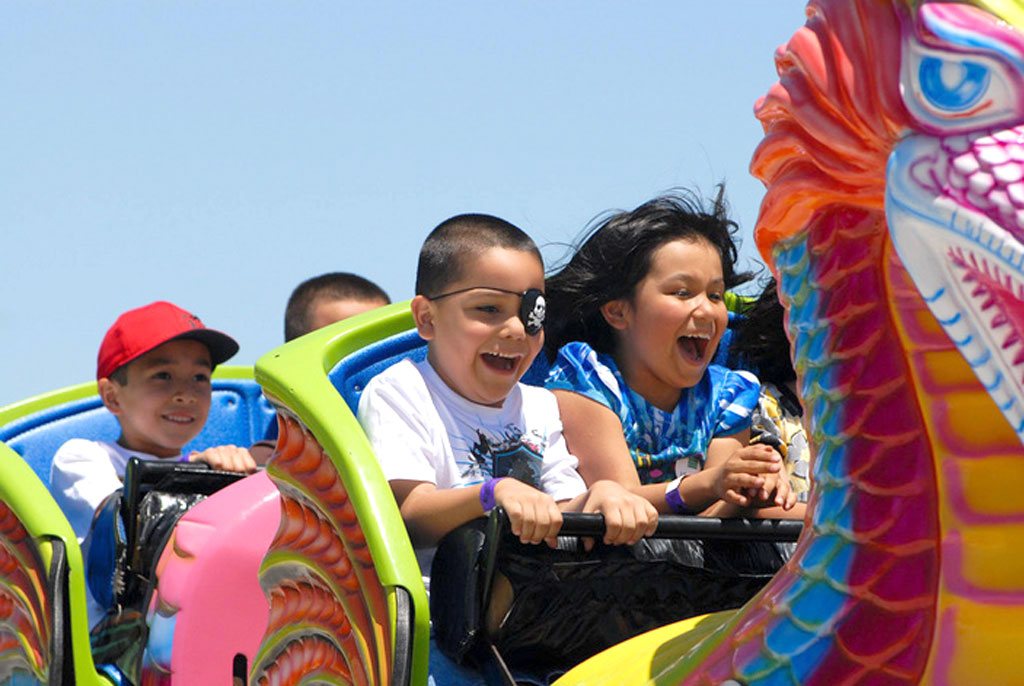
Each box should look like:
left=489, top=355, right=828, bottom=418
left=460, top=424, right=544, bottom=488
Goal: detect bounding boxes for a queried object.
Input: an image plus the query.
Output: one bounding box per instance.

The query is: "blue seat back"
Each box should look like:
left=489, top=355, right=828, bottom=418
left=328, top=330, right=556, bottom=413
left=0, top=374, right=277, bottom=483
left=713, top=313, right=738, bottom=368
left=327, top=310, right=747, bottom=415
left=330, top=330, right=428, bottom=412
left=716, top=311, right=757, bottom=372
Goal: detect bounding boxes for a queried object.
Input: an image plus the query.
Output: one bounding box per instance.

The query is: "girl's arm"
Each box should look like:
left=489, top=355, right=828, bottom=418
left=558, top=479, right=658, bottom=545
left=553, top=390, right=641, bottom=487
left=750, top=502, right=807, bottom=520
left=556, top=389, right=788, bottom=515
left=705, top=497, right=806, bottom=520
left=703, top=432, right=804, bottom=519
left=554, top=390, right=758, bottom=513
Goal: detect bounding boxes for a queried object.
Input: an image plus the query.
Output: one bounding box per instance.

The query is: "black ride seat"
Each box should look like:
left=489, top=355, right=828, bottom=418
left=431, top=509, right=802, bottom=686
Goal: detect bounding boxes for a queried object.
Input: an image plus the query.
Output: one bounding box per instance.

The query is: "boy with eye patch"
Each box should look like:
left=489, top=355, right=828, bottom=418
left=357, top=214, right=657, bottom=587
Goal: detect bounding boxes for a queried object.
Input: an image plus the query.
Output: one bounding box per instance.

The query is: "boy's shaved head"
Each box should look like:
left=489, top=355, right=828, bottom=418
left=285, top=272, right=390, bottom=341
left=415, top=214, right=542, bottom=297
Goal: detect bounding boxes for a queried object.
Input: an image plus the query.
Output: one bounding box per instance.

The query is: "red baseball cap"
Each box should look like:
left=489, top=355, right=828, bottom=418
left=97, top=301, right=239, bottom=380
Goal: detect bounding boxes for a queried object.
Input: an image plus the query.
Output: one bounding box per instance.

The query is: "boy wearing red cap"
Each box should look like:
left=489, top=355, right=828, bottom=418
left=50, top=301, right=257, bottom=626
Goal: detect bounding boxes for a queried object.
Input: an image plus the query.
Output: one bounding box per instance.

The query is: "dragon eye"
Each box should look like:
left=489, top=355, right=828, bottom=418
left=900, top=1, right=1024, bottom=132
left=901, top=39, right=1019, bottom=131
left=918, top=56, right=990, bottom=111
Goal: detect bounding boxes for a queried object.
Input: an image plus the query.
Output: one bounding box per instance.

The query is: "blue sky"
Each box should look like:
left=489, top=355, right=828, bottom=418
left=1, top=1, right=809, bottom=407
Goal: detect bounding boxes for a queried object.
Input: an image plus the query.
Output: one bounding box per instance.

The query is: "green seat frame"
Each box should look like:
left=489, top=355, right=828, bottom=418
left=253, top=302, right=429, bottom=686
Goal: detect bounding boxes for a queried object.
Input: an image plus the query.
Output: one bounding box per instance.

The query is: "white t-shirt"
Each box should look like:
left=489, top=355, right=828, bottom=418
left=357, top=358, right=586, bottom=582
left=50, top=438, right=178, bottom=627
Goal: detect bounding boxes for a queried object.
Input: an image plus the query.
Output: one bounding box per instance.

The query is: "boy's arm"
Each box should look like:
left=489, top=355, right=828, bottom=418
left=358, top=366, right=564, bottom=546
left=186, top=445, right=257, bottom=473
left=390, top=478, right=564, bottom=548
left=50, top=440, right=125, bottom=541
left=745, top=502, right=807, bottom=520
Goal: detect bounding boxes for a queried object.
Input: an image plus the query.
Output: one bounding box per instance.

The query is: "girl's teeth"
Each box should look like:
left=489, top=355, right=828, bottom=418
left=678, top=334, right=710, bottom=362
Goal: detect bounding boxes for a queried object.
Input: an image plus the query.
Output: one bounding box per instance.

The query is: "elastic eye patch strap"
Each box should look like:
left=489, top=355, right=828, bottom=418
left=428, top=286, right=546, bottom=335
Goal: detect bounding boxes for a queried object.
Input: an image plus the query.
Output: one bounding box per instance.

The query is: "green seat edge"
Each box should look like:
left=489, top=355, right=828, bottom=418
left=0, top=442, right=112, bottom=685
left=254, top=301, right=430, bottom=686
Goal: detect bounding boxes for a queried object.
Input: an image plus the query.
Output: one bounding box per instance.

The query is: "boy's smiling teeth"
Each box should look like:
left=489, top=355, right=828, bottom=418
left=164, top=414, right=195, bottom=424
left=481, top=351, right=520, bottom=372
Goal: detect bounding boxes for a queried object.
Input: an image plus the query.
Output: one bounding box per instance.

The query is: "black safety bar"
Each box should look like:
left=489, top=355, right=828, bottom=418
left=556, top=512, right=804, bottom=542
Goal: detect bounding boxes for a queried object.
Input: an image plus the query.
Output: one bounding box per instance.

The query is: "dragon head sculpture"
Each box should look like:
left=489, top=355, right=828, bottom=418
left=757, top=0, right=1024, bottom=440
left=738, top=1, right=1024, bottom=684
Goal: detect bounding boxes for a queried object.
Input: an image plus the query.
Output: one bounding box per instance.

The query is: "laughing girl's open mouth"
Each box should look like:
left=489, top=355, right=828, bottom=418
left=677, top=334, right=711, bottom=363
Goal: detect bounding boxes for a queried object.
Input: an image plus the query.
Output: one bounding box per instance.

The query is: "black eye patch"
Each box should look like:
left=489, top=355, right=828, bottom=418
left=520, top=289, right=545, bottom=335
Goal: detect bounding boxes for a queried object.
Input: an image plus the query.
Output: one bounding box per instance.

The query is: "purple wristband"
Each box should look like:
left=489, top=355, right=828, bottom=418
left=479, top=477, right=506, bottom=513
left=665, top=476, right=694, bottom=515
left=177, top=453, right=191, bottom=463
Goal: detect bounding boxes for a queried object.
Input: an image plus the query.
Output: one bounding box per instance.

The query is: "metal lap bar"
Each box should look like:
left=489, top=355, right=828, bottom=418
left=556, top=512, right=803, bottom=542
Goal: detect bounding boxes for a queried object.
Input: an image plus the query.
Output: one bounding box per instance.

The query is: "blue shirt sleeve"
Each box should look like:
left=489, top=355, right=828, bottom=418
left=709, top=367, right=761, bottom=437
left=543, top=341, right=619, bottom=413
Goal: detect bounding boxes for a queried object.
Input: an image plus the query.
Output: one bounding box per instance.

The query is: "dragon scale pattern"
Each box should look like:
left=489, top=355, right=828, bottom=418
left=0, top=502, right=48, bottom=685
left=678, top=208, right=941, bottom=686
left=253, top=411, right=393, bottom=686
left=884, top=225, right=1024, bottom=683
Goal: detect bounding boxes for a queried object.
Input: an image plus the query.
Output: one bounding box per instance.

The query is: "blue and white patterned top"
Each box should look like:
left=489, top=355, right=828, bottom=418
left=545, top=341, right=760, bottom=484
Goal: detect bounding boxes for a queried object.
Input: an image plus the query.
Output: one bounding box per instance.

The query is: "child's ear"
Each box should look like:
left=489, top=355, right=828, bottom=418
left=410, top=295, right=436, bottom=341
left=600, top=299, right=631, bottom=331
left=98, top=378, right=124, bottom=417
